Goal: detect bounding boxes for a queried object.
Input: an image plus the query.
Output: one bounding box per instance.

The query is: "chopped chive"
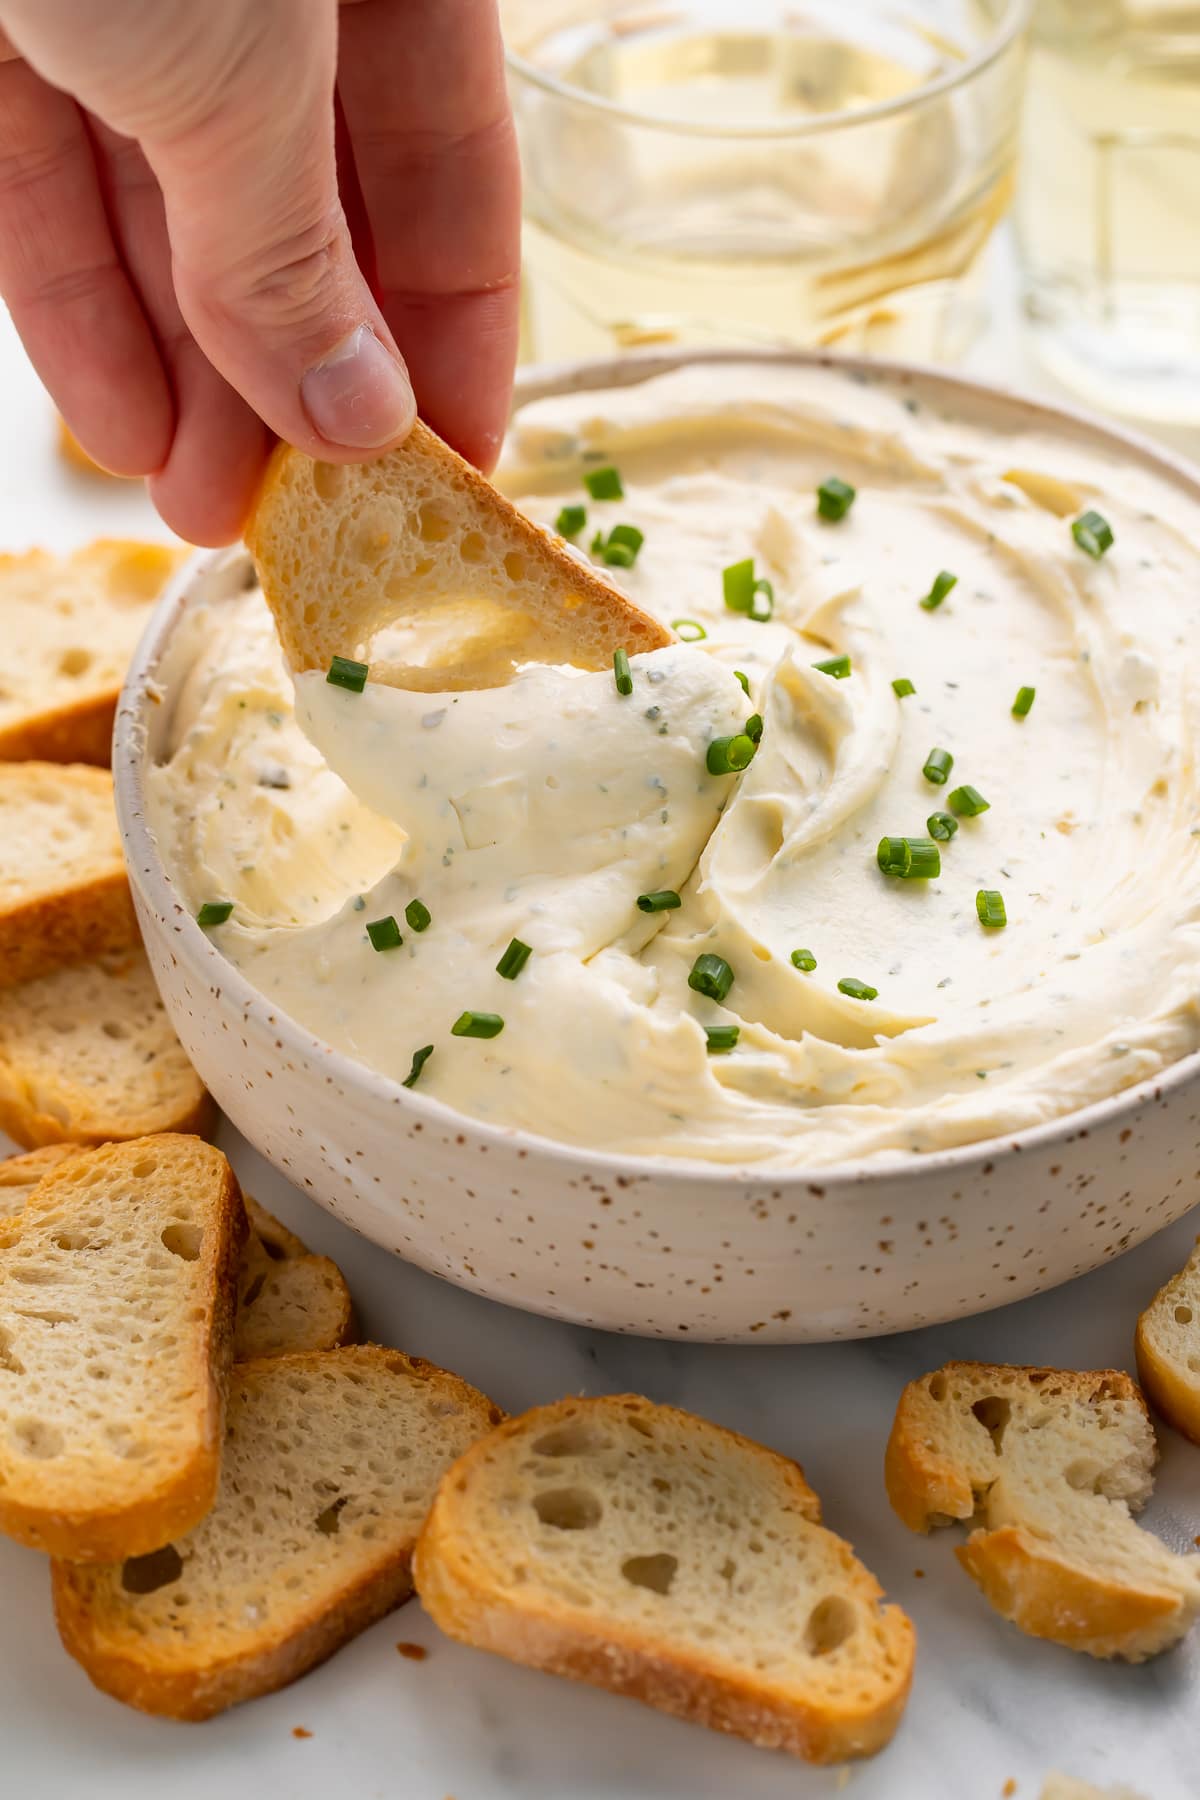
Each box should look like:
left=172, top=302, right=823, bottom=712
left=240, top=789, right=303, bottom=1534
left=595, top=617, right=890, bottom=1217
left=555, top=503, right=586, bottom=538
left=196, top=900, right=233, bottom=927
left=706, top=733, right=757, bottom=775
left=1072, top=510, right=1113, bottom=558
left=745, top=712, right=764, bottom=744
left=920, top=569, right=958, bottom=611
left=791, top=948, right=817, bottom=972
left=613, top=647, right=633, bottom=695
left=927, top=810, right=958, bottom=842
left=637, top=890, right=681, bottom=913
left=949, top=784, right=990, bottom=817
left=596, top=523, right=644, bottom=567
left=838, top=976, right=878, bottom=1001
left=877, top=835, right=941, bottom=879
left=976, top=889, right=1007, bottom=928
left=705, top=1024, right=740, bottom=1054
left=1012, top=685, right=1036, bottom=717
left=817, top=477, right=856, bottom=521
left=733, top=669, right=751, bottom=696
left=584, top=466, right=623, bottom=501
left=405, top=899, right=431, bottom=933
left=689, top=953, right=734, bottom=1003
left=327, top=655, right=368, bottom=693
left=402, top=1045, right=434, bottom=1089
left=673, top=618, right=707, bottom=642
left=923, top=746, right=954, bottom=785
left=813, top=654, right=851, bottom=679
left=496, top=938, right=532, bottom=980
left=749, top=579, right=774, bottom=622
left=451, top=1010, right=505, bottom=1038
left=892, top=677, right=916, bottom=698
left=366, top=915, right=403, bottom=952
left=723, top=558, right=755, bottom=613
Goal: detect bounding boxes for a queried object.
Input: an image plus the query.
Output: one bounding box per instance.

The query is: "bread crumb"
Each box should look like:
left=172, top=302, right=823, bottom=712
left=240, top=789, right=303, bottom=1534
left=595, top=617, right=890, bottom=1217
left=396, top=1641, right=428, bottom=1661
left=913, top=1569, right=925, bottom=1578
left=292, top=1727, right=312, bottom=1740
left=1003, top=1781, right=1018, bottom=1796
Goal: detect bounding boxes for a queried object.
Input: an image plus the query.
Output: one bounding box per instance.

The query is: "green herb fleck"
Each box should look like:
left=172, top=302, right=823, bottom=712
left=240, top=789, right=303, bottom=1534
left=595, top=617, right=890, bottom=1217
left=923, top=746, right=954, bottom=785
left=637, top=890, right=681, bottom=913
left=451, top=1010, right=505, bottom=1038
left=927, top=810, right=958, bottom=841
left=496, top=938, right=532, bottom=980
left=196, top=900, right=233, bottom=927
left=366, top=915, right=403, bottom=952
left=689, top=953, right=734, bottom=1003
left=1012, top=685, right=1036, bottom=717
left=402, top=1045, right=434, bottom=1089
left=838, top=976, right=878, bottom=1001
left=813, top=654, right=851, bottom=679
left=892, top=677, right=916, bottom=697
left=706, top=733, right=757, bottom=775
left=1072, top=510, right=1114, bottom=558
left=613, top=647, right=633, bottom=695
left=673, top=618, right=707, bottom=641
left=791, top=948, right=817, bottom=972
left=584, top=466, right=623, bottom=501
left=920, top=570, right=958, bottom=611
left=976, top=889, right=1007, bottom=928
left=949, top=784, right=990, bottom=817
left=555, top=504, right=586, bottom=538
left=327, top=655, right=368, bottom=693
left=405, top=899, right=431, bottom=933
left=877, top=836, right=941, bottom=879
left=817, top=477, right=856, bottom=521
left=705, top=1024, right=740, bottom=1054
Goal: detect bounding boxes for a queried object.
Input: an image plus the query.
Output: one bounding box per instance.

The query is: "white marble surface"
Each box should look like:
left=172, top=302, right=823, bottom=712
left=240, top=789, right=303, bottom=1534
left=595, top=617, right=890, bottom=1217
left=2, top=254, right=1200, bottom=1800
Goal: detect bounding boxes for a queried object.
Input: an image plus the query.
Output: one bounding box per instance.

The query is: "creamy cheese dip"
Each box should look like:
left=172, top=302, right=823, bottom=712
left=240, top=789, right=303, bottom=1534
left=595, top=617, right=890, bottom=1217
left=148, top=363, right=1200, bottom=1167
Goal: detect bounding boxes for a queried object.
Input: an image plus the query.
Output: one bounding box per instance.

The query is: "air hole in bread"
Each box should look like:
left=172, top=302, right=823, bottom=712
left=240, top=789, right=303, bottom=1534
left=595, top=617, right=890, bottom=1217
left=315, top=1495, right=349, bottom=1536
left=11, top=1265, right=59, bottom=1286
left=122, top=1543, right=184, bottom=1594
left=625, top=1413, right=655, bottom=1440
left=131, top=1156, right=158, bottom=1179
left=460, top=531, right=486, bottom=565
left=971, top=1395, right=1011, bottom=1451
left=503, top=552, right=526, bottom=583
left=15, top=1308, right=74, bottom=1325
left=259, top=1235, right=287, bottom=1264
left=1175, top=1304, right=1194, bottom=1325
left=621, top=1552, right=677, bottom=1595
left=13, top=1417, right=64, bottom=1459
left=0, top=1328, right=24, bottom=1375
left=927, top=1372, right=947, bottom=1402
left=161, top=1223, right=202, bottom=1262
left=533, top=1487, right=602, bottom=1531
left=1064, top=1458, right=1105, bottom=1494
left=804, top=1595, right=857, bottom=1656
left=531, top=1422, right=612, bottom=1459
left=417, top=505, right=453, bottom=544
left=242, top=1272, right=267, bottom=1308
left=312, top=463, right=346, bottom=502
left=101, top=1019, right=128, bottom=1040
left=58, top=646, right=92, bottom=677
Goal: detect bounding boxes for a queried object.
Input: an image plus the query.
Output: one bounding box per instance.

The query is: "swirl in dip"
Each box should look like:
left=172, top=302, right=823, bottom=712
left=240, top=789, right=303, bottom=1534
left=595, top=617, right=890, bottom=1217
left=148, top=363, right=1200, bottom=1167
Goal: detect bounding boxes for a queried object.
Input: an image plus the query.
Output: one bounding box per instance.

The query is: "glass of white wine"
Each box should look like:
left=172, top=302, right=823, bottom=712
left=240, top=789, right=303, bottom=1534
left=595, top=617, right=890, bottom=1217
left=503, top=0, right=1030, bottom=365
left=1017, top=0, right=1200, bottom=425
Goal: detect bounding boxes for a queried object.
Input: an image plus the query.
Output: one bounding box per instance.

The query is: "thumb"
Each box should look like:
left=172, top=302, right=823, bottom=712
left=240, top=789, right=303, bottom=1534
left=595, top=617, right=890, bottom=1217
left=141, top=3, right=415, bottom=457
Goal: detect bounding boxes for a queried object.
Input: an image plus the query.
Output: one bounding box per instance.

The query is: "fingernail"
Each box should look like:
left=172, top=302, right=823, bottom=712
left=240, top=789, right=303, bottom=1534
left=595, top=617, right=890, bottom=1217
left=301, top=324, right=415, bottom=449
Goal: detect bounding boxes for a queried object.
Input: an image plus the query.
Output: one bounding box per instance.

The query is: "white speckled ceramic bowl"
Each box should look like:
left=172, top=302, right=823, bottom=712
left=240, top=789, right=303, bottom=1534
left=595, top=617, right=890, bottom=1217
left=115, top=349, right=1200, bottom=1343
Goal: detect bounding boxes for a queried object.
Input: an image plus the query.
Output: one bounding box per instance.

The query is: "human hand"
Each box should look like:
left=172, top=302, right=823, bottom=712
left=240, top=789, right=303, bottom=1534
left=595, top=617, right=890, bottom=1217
left=0, top=0, right=521, bottom=542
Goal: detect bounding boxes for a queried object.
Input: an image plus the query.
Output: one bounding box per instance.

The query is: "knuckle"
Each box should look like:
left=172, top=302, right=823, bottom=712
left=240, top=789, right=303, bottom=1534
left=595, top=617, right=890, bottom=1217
left=221, top=213, right=348, bottom=331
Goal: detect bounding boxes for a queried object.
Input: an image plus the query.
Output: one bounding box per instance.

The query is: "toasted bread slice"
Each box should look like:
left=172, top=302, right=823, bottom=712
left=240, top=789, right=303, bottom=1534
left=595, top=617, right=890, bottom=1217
left=0, top=763, right=137, bottom=987
left=0, top=542, right=184, bottom=764
left=53, top=1346, right=502, bottom=1719
left=0, top=1135, right=245, bottom=1561
left=0, top=1170, right=350, bottom=1361
left=235, top=1198, right=355, bottom=1360
left=886, top=1362, right=1200, bottom=1661
left=0, top=1143, right=81, bottom=1213
left=245, top=423, right=672, bottom=692
left=0, top=947, right=212, bottom=1147
left=414, top=1393, right=914, bottom=1763
left=1135, top=1236, right=1200, bottom=1443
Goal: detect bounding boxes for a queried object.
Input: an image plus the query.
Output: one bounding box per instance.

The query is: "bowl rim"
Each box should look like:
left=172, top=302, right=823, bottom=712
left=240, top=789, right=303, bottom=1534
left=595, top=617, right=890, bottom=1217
left=115, top=343, right=1200, bottom=1190
left=503, top=0, right=1031, bottom=142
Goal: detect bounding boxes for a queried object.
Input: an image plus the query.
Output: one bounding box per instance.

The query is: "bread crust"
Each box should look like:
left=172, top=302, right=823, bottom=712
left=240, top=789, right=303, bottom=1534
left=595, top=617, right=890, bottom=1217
left=415, top=1394, right=914, bottom=1764
left=245, top=422, right=673, bottom=684
left=0, top=1135, right=246, bottom=1561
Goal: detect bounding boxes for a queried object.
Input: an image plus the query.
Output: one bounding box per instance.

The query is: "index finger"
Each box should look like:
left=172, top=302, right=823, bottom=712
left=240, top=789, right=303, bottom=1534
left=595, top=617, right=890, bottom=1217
left=336, top=0, right=521, bottom=472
